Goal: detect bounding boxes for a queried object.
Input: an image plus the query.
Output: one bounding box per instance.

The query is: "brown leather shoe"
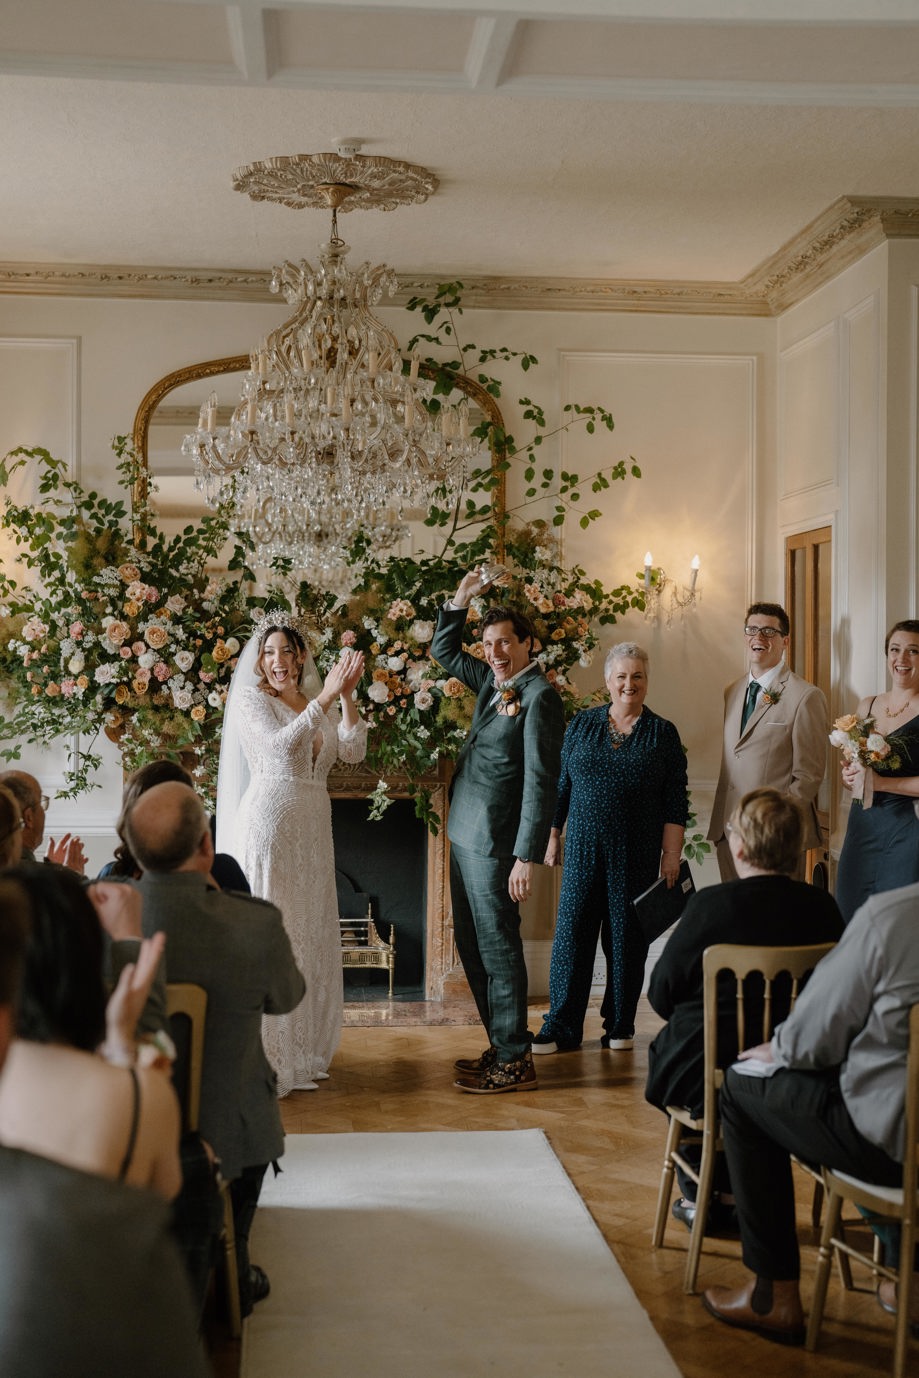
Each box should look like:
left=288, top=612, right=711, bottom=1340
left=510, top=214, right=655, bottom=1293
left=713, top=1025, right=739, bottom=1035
left=454, top=1045, right=498, bottom=1075
left=455, top=1051, right=538, bottom=1094
left=702, top=1277, right=805, bottom=1346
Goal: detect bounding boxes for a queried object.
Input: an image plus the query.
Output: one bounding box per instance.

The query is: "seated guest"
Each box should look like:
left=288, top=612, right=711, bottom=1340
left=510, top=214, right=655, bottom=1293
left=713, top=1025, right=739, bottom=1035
left=0, top=770, right=87, bottom=872
left=120, top=780, right=305, bottom=1318
left=99, top=759, right=249, bottom=892
left=0, top=878, right=209, bottom=1378
left=0, top=786, right=24, bottom=868
left=0, top=865, right=181, bottom=1199
left=645, top=788, right=843, bottom=1233
left=701, top=878, right=919, bottom=1346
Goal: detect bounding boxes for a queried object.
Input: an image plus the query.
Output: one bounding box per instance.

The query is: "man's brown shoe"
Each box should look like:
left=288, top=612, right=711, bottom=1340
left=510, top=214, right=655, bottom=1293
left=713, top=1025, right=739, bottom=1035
left=702, top=1277, right=805, bottom=1346
left=454, top=1045, right=498, bottom=1075
left=455, top=1051, right=538, bottom=1094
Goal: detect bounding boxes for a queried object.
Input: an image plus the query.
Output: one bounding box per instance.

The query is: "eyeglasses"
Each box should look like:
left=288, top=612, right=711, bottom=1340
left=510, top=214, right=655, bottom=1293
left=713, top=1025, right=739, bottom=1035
left=25, top=794, right=49, bottom=812
left=743, top=625, right=783, bottom=639
left=0, top=818, right=26, bottom=845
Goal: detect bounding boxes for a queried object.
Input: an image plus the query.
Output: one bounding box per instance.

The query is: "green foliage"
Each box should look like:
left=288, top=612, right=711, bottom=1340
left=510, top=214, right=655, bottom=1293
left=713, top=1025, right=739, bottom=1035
left=404, top=281, right=640, bottom=551
left=0, top=440, right=302, bottom=804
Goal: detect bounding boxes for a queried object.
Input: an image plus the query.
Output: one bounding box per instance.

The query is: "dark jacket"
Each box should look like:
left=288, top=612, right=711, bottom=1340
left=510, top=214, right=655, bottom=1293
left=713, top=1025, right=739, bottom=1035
left=644, top=874, right=843, bottom=1118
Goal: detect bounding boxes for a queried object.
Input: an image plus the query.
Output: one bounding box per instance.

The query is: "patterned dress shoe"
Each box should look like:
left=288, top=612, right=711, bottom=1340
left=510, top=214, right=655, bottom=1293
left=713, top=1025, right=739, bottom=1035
left=455, top=1051, right=538, bottom=1094
left=702, top=1277, right=805, bottom=1346
left=454, top=1045, right=498, bottom=1075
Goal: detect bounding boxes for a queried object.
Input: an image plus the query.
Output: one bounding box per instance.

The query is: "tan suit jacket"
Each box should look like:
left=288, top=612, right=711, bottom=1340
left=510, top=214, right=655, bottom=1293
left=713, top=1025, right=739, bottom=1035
left=707, top=668, right=827, bottom=863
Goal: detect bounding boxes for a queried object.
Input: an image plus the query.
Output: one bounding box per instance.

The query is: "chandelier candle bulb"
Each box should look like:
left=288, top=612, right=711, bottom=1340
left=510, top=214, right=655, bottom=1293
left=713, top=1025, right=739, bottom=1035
left=409, top=351, right=419, bottom=381
left=206, top=396, right=217, bottom=433
left=247, top=400, right=257, bottom=429
left=284, top=399, right=295, bottom=427
left=690, top=554, right=700, bottom=591
left=258, top=349, right=268, bottom=379
left=368, top=349, right=378, bottom=378
left=341, top=396, right=352, bottom=426
left=644, top=551, right=653, bottom=590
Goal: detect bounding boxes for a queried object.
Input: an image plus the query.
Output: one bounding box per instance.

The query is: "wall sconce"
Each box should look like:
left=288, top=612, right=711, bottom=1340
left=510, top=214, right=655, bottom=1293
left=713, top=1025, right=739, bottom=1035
left=638, top=553, right=702, bottom=626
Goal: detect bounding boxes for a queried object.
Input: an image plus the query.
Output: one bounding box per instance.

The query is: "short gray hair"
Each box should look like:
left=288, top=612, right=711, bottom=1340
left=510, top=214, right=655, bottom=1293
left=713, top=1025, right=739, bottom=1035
left=604, top=642, right=650, bottom=678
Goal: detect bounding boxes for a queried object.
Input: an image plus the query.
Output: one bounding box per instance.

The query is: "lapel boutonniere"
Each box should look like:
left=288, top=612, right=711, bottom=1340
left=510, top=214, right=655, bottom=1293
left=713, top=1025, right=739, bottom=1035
left=496, top=686, right=520, bottom=717
left=760, top=684, right=783, bottom=707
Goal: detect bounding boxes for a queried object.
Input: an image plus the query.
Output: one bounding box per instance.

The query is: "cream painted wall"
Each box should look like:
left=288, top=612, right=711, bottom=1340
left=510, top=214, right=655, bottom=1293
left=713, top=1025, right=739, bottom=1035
left=775, top=243, right=912, bottom=861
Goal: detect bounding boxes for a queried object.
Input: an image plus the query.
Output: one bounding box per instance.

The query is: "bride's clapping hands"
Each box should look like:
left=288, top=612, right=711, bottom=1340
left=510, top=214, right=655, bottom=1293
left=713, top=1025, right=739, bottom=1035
left=318, top=649, right=364, bottom=707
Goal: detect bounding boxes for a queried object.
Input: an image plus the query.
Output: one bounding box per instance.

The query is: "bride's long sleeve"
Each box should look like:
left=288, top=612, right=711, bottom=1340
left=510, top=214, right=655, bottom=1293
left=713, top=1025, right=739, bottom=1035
left=236, top=686, right=326, bottom=766
left=336, top=708, right=368, bottom=765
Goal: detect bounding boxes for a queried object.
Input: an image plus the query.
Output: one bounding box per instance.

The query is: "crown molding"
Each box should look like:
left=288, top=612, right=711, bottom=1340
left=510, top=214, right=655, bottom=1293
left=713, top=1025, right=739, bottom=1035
left=3, top=197, right=919, bottom=316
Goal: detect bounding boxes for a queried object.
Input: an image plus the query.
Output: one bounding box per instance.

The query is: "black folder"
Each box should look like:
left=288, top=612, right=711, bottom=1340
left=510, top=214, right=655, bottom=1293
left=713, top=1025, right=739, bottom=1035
left=631, top=860, right=695, bottom=944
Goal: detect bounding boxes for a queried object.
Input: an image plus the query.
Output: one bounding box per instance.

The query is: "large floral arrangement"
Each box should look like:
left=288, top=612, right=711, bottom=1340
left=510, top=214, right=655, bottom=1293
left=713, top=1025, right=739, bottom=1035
left=0, top=441, right=306, bottom=805
left=316, top=523, right=638, bottom=828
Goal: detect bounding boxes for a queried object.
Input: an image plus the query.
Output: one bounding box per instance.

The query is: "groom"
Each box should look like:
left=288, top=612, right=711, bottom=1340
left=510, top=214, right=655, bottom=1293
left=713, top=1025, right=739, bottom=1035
left=432, top=570, right=565, bottom=1095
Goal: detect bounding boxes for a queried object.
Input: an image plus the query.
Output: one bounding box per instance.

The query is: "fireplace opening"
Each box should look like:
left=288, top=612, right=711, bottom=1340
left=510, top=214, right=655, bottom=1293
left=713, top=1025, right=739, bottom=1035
left=332, top=798, right=427, bottom=1000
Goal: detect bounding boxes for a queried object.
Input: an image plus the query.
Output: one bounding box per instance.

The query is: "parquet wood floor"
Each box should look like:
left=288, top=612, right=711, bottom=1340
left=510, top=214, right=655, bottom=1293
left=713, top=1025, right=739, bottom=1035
left=210, top=998, right=906, bottom=1377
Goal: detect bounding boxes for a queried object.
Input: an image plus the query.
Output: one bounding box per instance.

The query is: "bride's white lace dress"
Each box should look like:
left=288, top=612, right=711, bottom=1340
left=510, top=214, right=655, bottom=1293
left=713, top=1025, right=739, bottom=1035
left=234, top=687, right=368, bottom=1096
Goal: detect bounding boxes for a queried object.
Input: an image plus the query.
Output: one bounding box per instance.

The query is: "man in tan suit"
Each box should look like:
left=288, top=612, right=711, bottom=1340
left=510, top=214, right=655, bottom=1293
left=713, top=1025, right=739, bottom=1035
left=708, top=603, right=827, bottom=881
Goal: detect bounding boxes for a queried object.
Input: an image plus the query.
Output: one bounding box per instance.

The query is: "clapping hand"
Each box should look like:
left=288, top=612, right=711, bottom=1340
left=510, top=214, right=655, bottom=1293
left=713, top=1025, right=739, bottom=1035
left=319, top=649, right=365, bottom=707
left=88, top=880, right=143, bottom=942
left=102, top=930, right=167, bottom=1065
left=46, top=832, right=88, bottom=874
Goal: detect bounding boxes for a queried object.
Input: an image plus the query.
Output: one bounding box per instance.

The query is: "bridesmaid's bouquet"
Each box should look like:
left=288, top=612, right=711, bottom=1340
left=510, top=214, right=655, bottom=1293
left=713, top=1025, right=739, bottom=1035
left=829, top=713, right=902, bottom=803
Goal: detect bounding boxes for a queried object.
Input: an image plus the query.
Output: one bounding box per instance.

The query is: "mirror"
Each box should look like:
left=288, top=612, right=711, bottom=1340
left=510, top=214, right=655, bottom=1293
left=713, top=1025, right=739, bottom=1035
left=132, top=355, right=506, bottom=559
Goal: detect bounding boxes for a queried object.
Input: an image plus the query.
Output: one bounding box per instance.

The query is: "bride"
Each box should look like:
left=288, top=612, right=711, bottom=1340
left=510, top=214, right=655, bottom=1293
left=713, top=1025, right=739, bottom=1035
left=216, top=613, right=366, bottom=1096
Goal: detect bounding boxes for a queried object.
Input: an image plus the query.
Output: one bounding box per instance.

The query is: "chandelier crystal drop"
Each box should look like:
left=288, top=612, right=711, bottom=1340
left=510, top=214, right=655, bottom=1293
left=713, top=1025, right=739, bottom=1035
left=182, top=148, right=483, bottom=579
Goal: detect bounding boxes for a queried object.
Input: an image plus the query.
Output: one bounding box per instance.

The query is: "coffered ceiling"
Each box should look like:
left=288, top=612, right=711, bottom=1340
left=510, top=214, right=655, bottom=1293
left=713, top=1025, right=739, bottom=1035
left=2, top=0, right=919, bottom=312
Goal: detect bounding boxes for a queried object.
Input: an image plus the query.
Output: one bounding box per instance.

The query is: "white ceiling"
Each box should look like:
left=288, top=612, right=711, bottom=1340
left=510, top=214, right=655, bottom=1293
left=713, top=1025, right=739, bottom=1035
left=3, top=0, right=919, bottom=295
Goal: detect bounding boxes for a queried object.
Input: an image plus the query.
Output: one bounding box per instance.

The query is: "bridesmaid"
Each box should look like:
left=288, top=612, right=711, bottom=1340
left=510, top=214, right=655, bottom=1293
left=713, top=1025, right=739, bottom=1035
left=835, top=619, right=919, bottom=922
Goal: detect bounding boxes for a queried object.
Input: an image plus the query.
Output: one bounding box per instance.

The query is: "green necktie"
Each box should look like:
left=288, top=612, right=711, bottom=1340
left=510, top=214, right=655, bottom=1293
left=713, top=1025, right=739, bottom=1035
left=741, top=680, right=760, bottom=731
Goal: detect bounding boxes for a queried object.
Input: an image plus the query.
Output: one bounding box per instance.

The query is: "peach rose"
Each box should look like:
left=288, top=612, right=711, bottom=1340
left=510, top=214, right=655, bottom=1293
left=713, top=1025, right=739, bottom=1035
left=114, top=684, right=130, bottom=704
left=118, top=564, right=141, bottom=583
left=145, top=625, right=168, bottom=650
left=191, top=704, right=206, bottom=722
left=443, top=677, right=466, bottom=698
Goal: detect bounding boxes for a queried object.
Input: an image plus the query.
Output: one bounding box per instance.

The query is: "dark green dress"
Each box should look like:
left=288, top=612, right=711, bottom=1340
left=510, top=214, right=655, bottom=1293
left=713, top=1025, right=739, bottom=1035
left=538, top=704, right=688, bottom=1046
left=835, top=712, right=919, bottom=923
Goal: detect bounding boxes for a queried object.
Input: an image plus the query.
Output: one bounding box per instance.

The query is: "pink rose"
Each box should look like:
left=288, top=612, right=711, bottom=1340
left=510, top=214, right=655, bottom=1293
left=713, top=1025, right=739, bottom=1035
left=120, top=646, right=133, bottom=659
left=153, top=662, right=170, bottom=682
left=341, top=629, right=357, bottom=647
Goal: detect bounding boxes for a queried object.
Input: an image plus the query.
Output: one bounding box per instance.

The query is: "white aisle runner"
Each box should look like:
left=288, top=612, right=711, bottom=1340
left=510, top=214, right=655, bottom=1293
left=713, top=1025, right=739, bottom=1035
left=241, top=1129, right=680, bottom=1378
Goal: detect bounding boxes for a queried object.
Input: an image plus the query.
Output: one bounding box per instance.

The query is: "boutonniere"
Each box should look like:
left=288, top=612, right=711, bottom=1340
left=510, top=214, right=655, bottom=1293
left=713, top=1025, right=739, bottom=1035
left=496, top=687, right=520, bottom=717
left=760, top=684, right=783, bottom=707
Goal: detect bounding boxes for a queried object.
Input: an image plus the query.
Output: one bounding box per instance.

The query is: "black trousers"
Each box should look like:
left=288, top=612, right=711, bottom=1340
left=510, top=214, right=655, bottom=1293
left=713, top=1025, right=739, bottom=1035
left=230, top=1162, right=268, bottom=1313
left=720, top=1064, right=902, bottom=1280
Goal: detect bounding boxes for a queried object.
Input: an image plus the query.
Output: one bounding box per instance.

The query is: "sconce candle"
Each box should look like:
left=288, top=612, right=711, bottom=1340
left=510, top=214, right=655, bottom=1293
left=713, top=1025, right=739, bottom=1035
left=690, top=554, right=700, bottom=591
left=644, top=552, right=653, bottom=591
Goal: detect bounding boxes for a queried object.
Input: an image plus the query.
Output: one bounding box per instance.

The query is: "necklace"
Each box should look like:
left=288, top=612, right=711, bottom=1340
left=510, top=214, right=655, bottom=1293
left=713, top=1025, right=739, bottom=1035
left=607, top=708, right=639, bottom=749
left=885, top=696, right=914, bottom=720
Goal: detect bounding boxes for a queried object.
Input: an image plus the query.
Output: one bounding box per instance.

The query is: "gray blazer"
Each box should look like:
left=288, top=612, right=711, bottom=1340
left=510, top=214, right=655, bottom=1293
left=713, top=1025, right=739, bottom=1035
left=431, top=606, right=565, bottom=860
left=707, top=667, right=827, bottom=851
left=134, top=870, right=304, bottom=1182
left=0, top=1145, right=209, bottom=1378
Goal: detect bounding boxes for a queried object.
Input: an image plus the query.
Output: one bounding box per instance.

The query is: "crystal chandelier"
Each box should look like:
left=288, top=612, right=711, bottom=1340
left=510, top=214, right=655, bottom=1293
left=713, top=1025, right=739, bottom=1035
left=182, top=146, right=483, bottom=581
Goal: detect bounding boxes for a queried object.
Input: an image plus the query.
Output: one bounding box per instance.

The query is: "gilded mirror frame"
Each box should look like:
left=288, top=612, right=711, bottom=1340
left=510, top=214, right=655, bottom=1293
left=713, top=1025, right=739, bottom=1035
left=132, top=355, right=506, bottom=554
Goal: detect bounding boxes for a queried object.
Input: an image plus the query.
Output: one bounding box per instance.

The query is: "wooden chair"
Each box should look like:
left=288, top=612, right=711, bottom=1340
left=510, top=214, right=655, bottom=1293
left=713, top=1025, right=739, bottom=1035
left=651, top=941, right=836, bottom=1294
left=166, top=982, right=242, bottom=1340
left=805, top=1002, right=919, bottom=1378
